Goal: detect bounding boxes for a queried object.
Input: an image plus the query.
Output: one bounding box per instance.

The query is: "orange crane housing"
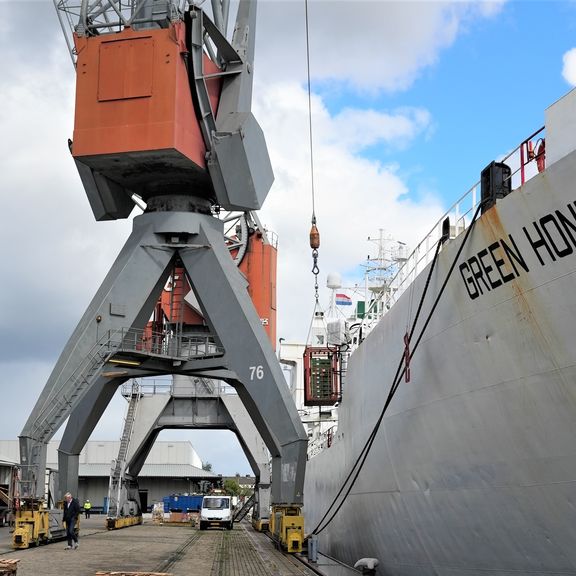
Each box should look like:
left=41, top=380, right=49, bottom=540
left=72, top=21, right=222, bottom=218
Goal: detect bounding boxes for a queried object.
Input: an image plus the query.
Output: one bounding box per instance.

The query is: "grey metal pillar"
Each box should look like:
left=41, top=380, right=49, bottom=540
left=57, top=453, right=80, bottom=501
left=57, top=375, right=127, bottom=500
left=22, top=209, right=307, bottom=505
left=179, top=219, right=307, bottom=504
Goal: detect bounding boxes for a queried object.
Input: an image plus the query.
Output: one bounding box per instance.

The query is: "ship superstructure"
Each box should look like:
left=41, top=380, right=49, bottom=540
left=297, top=90, right=576, bottom=575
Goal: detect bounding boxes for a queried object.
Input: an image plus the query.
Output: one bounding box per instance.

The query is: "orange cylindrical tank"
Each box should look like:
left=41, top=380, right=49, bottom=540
left=239, top=233, right=277, bottom=349
left=146, top=236, right=277, bottom=347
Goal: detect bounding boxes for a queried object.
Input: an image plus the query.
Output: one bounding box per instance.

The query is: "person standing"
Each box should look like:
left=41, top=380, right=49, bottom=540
left=83, top=499, right=92, bottom=519
left=63, top=492, right=80, bottom=549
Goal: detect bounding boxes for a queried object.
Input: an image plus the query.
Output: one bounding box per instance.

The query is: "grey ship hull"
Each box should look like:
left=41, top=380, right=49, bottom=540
left=304, top=105, right=576, bottom=573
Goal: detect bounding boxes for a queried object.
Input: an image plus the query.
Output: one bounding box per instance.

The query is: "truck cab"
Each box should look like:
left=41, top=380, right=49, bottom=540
left=199, top=495, right=233, bottom=530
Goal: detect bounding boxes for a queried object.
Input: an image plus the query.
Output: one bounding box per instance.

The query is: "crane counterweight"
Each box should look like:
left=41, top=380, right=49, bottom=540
left=72, top=21, right=222, bottom=220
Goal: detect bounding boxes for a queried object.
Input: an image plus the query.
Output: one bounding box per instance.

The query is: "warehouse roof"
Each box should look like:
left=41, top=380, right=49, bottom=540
left=0, top=455, right=17, bottom=466
left=67, top=463, right=216, bottom=478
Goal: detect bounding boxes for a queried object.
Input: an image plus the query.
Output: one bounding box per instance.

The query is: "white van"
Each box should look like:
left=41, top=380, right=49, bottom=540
left=199, top=495, right=233, bottom=530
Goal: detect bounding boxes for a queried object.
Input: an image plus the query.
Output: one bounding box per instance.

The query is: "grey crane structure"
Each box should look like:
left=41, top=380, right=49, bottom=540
left=106, top=377, right=271, bottom=523
left=19, top=0, right=307, bottom=508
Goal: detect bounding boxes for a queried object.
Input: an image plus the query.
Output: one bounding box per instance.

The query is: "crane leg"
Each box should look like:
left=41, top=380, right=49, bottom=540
left=21, top=210, right=307, bottom=507
left=179, top=219, right=307, bottom=504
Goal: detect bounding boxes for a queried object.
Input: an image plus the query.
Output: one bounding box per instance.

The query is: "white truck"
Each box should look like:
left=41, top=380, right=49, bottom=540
left=199, top=495, right=233, bottom=530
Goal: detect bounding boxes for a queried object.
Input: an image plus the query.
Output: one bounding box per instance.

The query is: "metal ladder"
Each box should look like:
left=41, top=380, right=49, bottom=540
left=233, top=493, right=255, bottom=522
left=107, top=381, right=141, bottom=518
left=0, top=487, right=9, bottom=507
left=29, top=333, right=124, bottom=445
left=21, top=335, right=121, bottom=496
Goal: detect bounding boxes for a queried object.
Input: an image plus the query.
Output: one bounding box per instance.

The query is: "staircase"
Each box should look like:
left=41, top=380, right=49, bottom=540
left=22, top=326, right=224, bottom=498
left=0, top=487, right=10, bottom=507
left=107, top=381, right=141, bottom=518
left=30, top=337, right=118, bottom=445
left=234, top=493, right=255, bottom=522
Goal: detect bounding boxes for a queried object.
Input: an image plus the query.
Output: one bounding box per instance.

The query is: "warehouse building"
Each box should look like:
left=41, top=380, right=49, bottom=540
left=0, top=453, right=18, bottom=526
left=0, top=440, right=218, bottom=513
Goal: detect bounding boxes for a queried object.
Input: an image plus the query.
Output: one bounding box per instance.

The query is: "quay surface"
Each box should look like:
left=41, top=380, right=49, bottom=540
left=0, top=517, right=359, bottom=576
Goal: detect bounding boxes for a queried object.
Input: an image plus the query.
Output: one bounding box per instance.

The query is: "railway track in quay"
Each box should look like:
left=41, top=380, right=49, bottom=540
left=0, top=519, right=320, bottom=576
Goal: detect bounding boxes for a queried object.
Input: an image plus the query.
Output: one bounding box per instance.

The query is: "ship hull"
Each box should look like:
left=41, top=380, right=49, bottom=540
left=304, top=145, right=576, bottom=574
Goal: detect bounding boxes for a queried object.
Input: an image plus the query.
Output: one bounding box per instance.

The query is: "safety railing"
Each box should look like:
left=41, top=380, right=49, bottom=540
left=108, top=328, right=225, bottom=361
left=120, top=378, right=237, bottom=398
left=360, top=125, right=546, bottom=329
left=307, top=425, right=338, bottom=459
left=28, top=330, right=122, bottom=443
left=120, top=379, right=171, bottom=397
left=29, top=328, right=223, bottom=444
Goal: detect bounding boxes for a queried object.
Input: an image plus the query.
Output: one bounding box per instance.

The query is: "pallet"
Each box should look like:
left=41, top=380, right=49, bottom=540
left=95, top=572, right=172, bottom=576
left=106, top=515, right=143, bottom=530
left=0, top=559, right=19, bottom=575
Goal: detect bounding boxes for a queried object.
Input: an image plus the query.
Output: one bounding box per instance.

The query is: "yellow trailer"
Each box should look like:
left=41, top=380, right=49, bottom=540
left=12, top=498, right=70, bottom=549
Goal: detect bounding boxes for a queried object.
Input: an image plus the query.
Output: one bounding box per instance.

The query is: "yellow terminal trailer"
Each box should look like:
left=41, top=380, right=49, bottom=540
left=270, top=505, right=305, bottom=553
left=12, top=498, right=72, bottom=549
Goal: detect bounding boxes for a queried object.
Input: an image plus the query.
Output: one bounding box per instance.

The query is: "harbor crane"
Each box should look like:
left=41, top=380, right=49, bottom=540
left=19, top=0, right=307, bottom=552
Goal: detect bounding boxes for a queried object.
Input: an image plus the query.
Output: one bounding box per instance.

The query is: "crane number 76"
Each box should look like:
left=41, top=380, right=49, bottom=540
left=249, top=365, right=264, bottom=380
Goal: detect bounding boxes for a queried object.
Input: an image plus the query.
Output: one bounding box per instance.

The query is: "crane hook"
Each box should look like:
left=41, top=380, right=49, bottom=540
left=310, top=223, right=320, bottom=250
left=310, top=223, right=320, bottom=276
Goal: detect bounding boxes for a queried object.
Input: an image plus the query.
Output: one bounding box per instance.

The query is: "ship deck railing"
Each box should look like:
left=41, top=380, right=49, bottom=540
left=360, top=125, right=546, bottom=329
left=307, top=424, right=338, bottom=458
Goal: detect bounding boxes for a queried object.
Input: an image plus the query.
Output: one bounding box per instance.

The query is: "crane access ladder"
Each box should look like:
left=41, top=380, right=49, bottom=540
left=233, top=493, right=255, bottom=522
left=20, top=328, right=223, bottom=498
left=106, top=381, right=143, bottom=530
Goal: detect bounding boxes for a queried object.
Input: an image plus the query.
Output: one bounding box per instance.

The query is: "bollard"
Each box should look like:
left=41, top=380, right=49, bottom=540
left=308, top=534, right=318, bottom=563
left=354, top=557, right=379, bottom=575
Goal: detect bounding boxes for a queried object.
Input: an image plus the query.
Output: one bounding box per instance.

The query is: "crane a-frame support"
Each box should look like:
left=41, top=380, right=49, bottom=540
left=20, top=210, right=307, bottom=504
left=61, top=379, right=273, bottom=524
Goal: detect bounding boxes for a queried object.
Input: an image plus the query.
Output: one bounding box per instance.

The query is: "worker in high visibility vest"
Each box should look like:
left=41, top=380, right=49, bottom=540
left=83, top=499, right=92, bottom=519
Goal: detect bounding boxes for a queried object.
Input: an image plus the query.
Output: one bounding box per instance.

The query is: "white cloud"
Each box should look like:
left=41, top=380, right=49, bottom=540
left=0, top=0, right=503, bottom=474
left=562, top=47, right=576, bottom=86
left=329, top=106, right=432, bottom=152
left=256, top=0, right=505, bottom=93
left=254, top=81, right=444, bottom=340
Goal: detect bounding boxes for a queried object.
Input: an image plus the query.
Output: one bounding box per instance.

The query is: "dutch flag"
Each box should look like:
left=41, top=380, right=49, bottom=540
left=335, top=293, right=352, bottom=306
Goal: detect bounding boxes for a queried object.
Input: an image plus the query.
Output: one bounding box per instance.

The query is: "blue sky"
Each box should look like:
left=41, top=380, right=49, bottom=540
left=2, top=1, right=576, bottom=476
left=395, top=1, right=576, bottom=203
left=311, top=2, right=576, bottom=208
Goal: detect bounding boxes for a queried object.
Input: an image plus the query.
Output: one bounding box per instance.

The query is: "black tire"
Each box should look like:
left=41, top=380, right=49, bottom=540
left=227, top=521, right=233, bottom=530
left=199, top=521, right=206, bottom=530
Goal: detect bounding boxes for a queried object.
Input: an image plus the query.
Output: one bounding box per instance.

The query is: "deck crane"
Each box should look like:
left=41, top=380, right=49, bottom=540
left=19, top=0, right=308, bottom=552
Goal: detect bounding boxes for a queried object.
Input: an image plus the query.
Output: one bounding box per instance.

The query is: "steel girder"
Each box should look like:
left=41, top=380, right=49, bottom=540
left=21, top=210, right=307, bottom=504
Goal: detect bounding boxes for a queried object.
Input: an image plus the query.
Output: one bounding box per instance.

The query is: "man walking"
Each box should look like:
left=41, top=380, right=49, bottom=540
left=83, top=499, right=92, bottom=519
left=63, top=492, right=80, bottom=550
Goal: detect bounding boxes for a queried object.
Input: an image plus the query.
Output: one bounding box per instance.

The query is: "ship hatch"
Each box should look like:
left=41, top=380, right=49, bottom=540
left=303, top=346, right=341, bottom=406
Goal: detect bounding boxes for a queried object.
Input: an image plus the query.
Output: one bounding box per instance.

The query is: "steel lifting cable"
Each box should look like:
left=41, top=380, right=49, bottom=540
left=310, top=241, right=442, bottom=535
left=311, top=201, right=486, bottom=536
left=305, top=0, right=320, bottom=304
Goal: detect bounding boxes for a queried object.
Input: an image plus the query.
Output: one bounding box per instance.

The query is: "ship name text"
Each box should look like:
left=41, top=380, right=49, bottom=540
left=459, top=201, right=576, bottom=300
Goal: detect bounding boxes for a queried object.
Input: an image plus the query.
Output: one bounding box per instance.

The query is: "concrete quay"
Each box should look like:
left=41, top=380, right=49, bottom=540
left=0, top=517, right=332, bottom=576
